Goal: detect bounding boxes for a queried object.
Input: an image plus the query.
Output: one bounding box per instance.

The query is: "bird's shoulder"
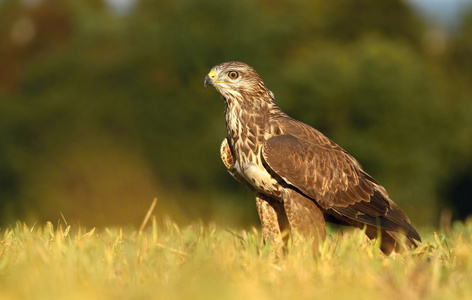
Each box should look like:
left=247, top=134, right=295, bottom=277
left=266, top=114, right=350, bottom=156
left=262, top=115, right=373, bottom=208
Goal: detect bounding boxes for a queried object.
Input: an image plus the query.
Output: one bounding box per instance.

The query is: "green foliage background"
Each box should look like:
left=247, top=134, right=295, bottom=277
left=0, top=0, right=471, bottom=227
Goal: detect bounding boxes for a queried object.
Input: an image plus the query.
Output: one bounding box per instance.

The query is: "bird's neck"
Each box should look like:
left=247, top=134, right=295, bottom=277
left=224, top=93, right=285, bottom=153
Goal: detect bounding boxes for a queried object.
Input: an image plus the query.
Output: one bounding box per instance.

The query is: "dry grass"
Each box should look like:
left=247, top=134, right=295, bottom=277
left=0, top=217, right=471, bottom=300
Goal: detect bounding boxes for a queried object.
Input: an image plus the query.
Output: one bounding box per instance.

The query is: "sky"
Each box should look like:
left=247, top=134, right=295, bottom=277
left=406, top=0, right=472, bottom=30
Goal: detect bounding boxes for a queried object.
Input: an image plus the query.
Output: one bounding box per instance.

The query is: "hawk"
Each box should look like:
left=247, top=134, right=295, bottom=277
left=204, top=61, right=421, bottom=254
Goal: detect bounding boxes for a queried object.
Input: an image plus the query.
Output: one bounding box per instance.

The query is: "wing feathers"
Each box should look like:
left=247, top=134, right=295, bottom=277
left=262, top=130, right=421, bottom=244
left=262, top=134, right=369, bottom=209
left=332, top=190, right=421, bottom=242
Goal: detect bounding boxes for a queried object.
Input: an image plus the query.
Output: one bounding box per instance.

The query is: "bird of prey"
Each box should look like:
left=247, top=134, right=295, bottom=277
left=204, top=61, right=421, bottom=254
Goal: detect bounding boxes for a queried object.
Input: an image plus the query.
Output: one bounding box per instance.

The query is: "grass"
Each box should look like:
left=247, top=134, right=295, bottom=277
left=0, top=217, right=471, bottom=300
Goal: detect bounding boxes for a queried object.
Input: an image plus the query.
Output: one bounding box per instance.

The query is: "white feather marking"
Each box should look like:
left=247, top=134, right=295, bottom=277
left=241, top=162, right=280, bottom=193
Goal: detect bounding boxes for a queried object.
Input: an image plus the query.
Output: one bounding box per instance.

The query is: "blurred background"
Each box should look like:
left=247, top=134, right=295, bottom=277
left=1, top=0, right=471, bottom=229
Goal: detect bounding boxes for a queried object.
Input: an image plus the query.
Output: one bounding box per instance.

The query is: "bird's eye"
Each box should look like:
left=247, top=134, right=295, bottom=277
left=228, top=71, right=239, bottom=80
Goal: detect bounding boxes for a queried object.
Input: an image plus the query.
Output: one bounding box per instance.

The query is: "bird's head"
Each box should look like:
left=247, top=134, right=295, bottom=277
left=204, top=61, right=270, bottom=100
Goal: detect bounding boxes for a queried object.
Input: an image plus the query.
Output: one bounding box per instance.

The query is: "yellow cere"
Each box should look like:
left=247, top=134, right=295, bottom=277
left=207, top=70, right=230, bottom=84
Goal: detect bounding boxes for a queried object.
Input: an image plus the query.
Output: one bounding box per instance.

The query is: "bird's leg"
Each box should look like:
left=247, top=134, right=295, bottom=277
left=282, top=189, right=326, bottom=253
left=255, top=194, right=289, bottom=256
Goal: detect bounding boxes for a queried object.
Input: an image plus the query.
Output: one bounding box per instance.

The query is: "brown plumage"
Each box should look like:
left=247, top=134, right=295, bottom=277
left=204, top=61, right=421, bottom=254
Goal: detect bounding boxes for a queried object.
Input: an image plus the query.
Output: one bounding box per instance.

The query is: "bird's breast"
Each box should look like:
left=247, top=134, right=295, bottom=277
left=225, top=103, right=282, bottom=198
left=230, top=138, right=282, bottom=198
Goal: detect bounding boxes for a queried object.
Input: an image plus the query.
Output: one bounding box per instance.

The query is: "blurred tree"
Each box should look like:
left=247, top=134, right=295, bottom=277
left=0, top=0, right=72, bottom=92
left=437, top=7, right=472, bottom=220
left=448, top=9, right=472, bottom=79
left=320, top=0, right=423, bottom=47
left=0, top=0, right=471, bottom=227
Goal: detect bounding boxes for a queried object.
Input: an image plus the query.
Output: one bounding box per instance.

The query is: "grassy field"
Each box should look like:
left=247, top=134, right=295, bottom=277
left=1, top=216, right=471, bottom=300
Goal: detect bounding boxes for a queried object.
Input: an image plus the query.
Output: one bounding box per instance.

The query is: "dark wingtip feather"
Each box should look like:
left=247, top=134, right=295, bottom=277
left=330, top=189, right=422, bottom=250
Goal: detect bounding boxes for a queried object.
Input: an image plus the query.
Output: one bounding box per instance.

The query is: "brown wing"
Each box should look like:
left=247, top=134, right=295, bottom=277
left=262, top=120, right=421, bottom=242
left=262, top=133, right=371, bottom=209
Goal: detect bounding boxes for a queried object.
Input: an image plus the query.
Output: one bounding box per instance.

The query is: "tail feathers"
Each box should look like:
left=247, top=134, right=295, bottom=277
left=327, top=187, right=421, bottom=254
left=325, top=209, right=421, bottom=254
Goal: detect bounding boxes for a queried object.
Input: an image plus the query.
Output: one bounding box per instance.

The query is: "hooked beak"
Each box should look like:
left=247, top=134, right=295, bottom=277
left=203, top=70, right=216, bottom=88
left=204, top=75, right=212, bottom=88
